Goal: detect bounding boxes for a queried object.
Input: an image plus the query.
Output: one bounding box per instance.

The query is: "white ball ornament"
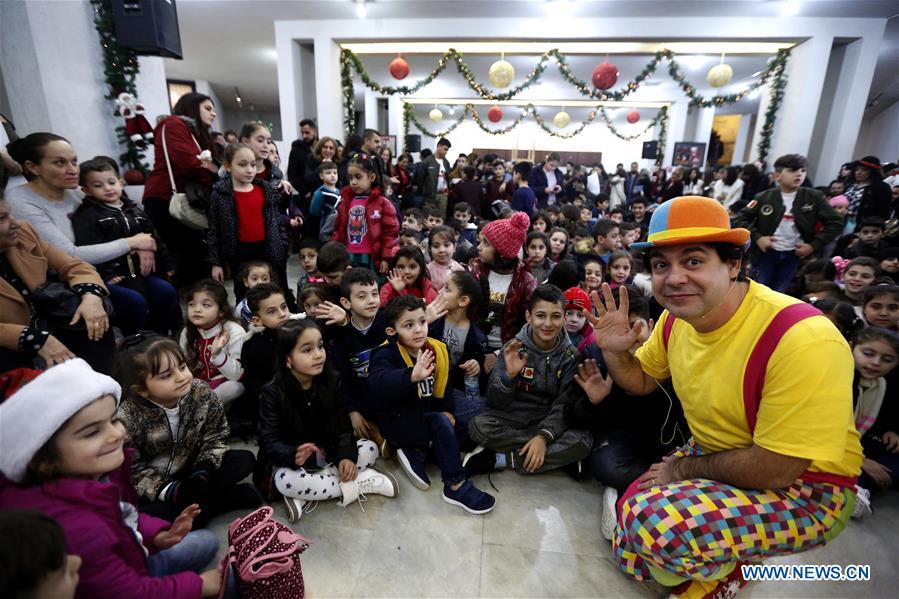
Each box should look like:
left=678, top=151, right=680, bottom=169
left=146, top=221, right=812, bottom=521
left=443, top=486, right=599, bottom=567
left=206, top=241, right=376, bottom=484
left=489, top=59, right=516, bottom=88
left=553, top=110, right=571, bottom=128
left=707, top=63, right=734, bottom=88
left=428, top=108, right=444, bottom=122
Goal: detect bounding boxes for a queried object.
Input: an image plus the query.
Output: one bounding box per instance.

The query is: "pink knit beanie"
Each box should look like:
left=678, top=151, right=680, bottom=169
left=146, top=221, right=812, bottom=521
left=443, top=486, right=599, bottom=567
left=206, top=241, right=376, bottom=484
left=482, top=212, right=530, bottom=259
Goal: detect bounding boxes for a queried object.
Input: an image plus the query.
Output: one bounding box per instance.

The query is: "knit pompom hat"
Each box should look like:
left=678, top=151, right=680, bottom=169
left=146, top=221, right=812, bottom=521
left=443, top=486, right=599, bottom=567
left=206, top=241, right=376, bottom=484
left=0, top=359, right=121, bottom=483
left=482, top=212, right=530, bottom=259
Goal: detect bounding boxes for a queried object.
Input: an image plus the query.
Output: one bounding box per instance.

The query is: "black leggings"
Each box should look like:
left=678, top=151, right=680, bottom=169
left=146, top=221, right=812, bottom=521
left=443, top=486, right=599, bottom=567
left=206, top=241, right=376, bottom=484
left=140, top=449, right=260, bottom=528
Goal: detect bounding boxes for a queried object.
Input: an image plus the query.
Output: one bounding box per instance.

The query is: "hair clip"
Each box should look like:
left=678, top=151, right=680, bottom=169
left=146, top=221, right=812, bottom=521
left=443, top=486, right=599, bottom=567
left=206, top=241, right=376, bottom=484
left=121, top=330, right=160, bottom=348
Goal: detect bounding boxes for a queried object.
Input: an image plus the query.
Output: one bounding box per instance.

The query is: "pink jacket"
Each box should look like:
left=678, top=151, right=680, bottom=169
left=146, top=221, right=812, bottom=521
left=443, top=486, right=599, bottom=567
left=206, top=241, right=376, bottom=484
left=0, top=450, right=203, bottom=599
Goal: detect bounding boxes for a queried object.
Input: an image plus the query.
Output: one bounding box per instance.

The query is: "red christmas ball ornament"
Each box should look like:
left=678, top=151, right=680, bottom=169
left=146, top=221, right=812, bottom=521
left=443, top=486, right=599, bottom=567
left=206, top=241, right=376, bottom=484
left=389, top=55, right=409, bottom=80
left=592, top=62, right=619, bottom=90
left=487, top=105, right=504, bottom=123
left=122, top=169, right=145, bottom=185
left=626, top=110, right=640, bottom=124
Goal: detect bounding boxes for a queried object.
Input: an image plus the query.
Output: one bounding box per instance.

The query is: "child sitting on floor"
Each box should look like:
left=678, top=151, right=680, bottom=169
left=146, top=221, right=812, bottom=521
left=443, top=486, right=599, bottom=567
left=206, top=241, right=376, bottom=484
left=116, top=337, right=262, bottom=528
left=380, top=245, right=438, bottom=307
left=466, top=284, right=593, bottom=476
left=0, top=510, right=82, bottom=599
left=179, top=279, right=246, bottom=407
left=259, top=319, right=398, bottom=522
left=0, top=359, right=224, bottom=598
left=234, top=260, right=273, bottom=326
left=368, top=295, right=495, bottom=514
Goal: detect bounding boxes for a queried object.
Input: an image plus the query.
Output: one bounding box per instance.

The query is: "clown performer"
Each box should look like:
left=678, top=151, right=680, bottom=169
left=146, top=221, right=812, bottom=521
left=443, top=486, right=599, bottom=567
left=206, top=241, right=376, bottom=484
left=585, top=195, right=862, bottom=598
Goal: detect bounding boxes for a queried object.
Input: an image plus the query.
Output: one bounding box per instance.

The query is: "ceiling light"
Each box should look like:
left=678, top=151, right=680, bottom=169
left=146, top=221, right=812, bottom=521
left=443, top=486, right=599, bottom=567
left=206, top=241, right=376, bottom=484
left=780, top=1, right=800, bottom=17
left=234, top=87, right=242, bottom=106
left=355, top=0, right=367, bottom=19
left=448, top=107, right=456, bottom=115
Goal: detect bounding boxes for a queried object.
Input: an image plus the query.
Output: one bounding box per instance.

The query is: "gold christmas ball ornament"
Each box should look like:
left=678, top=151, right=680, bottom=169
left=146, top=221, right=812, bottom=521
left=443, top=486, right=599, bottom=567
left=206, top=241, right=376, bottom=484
left=488, top=59, right=516, bottom=88
left=428, top=108, right=444, bottom=122
left=706, top=63, right=734, bottom=88
left=553, top=110, right=571, bottom=128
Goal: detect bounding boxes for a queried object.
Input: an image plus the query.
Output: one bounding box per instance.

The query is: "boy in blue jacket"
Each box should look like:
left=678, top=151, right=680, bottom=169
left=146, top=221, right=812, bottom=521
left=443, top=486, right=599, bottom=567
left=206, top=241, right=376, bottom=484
left=368, top=295, right=496, bottom=515
left=466, top=284, right=592, bottom=475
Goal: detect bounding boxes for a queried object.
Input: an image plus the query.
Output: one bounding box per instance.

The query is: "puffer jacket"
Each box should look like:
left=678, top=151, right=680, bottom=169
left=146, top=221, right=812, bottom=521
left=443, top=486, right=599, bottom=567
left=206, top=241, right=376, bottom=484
left=117, top=379, right=230, bottom=501
left=0, top=450, right=203, bottom=599
left=475, top=259, right=539, bottom=345
left=71, top=197, right=174, bottom=287
left=207, top=176, right=289, bottom=268
left=258, top=368, right=357, bottom=470
left=331, top=186, right=399, bottom=269
left=487, top=324, right=580, bottom=442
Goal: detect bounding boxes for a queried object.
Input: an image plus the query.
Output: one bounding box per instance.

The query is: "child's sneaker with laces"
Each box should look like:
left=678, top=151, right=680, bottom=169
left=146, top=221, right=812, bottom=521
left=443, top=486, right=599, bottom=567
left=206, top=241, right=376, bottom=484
left=283, top=495, right=306, bottom=523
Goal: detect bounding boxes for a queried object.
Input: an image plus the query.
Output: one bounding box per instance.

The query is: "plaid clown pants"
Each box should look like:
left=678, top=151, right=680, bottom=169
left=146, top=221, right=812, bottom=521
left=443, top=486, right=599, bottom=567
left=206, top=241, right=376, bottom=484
left=612, top=441, right=856, bottom=583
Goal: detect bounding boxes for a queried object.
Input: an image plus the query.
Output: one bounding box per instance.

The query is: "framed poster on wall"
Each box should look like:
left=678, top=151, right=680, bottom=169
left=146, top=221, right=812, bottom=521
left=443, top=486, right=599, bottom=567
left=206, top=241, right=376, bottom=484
left=673, top=142, right=707, bottom=167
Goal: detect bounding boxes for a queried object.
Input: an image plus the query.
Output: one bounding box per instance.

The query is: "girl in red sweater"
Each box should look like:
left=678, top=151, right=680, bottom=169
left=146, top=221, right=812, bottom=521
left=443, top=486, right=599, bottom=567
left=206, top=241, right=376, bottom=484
left=207, top=143, right=290, bottom=303
left=380, top=246, right=438, bottom=307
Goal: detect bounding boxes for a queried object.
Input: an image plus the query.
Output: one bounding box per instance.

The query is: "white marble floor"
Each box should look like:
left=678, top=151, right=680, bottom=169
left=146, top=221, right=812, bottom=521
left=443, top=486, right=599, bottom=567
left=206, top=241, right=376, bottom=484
left=206, top=451, right=899, bottom=599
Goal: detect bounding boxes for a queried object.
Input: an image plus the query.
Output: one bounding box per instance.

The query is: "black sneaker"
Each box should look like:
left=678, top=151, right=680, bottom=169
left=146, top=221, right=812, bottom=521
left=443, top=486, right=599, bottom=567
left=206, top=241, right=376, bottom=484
left=462, top=446, right=498, bottom=476
left=397, top=448, right=431, bottom=490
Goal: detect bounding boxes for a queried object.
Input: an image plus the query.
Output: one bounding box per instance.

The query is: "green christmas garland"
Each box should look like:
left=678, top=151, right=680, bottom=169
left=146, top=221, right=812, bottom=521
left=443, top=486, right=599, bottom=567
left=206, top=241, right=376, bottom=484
left=89, top=0, right=148, bottom=173
left=342, top=47, right=790, bottom=162
left=404, top=103, right=669, bottom=166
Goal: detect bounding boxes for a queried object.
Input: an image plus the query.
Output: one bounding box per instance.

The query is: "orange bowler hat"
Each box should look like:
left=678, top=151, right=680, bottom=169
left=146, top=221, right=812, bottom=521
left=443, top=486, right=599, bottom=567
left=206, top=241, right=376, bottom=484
left=630, top=195, right=750, bottom=250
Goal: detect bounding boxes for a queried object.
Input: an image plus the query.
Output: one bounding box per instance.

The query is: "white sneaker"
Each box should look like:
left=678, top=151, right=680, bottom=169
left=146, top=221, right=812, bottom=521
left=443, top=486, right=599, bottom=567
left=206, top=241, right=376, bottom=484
left=283, top=495, right=307, bottom=523
left=852, top=486, right=872, bottom=519
left=600, top=486, right=619, bottom=541
left=356, top=468, right=399, bottom=498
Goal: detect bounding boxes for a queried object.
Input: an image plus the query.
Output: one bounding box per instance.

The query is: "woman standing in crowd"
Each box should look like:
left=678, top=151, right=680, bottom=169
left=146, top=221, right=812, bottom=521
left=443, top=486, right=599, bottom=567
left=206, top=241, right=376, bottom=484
left=303, top=136, right=344, bottom=202
left=846, top=156, right=892, bottom=232
left=712, top=165, right=744, bottom=210
left=141, top=93, right=219, bottom=286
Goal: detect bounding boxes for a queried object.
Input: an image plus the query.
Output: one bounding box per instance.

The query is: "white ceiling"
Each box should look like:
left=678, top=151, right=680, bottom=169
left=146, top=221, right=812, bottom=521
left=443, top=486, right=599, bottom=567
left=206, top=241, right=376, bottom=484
left=163, top=1, right=898, bottom=116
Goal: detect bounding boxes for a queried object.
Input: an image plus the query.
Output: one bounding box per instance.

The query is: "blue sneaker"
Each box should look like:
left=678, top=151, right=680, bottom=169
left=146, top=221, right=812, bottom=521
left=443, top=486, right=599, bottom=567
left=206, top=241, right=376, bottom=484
left=442, top=480, right=496, bottom=515
left=397, top=448, right=430, bottom=490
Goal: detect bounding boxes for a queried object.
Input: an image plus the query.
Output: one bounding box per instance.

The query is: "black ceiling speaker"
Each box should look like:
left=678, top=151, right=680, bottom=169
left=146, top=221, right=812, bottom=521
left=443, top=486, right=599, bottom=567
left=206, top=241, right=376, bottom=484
left=112, top=0, right=184, bottom=59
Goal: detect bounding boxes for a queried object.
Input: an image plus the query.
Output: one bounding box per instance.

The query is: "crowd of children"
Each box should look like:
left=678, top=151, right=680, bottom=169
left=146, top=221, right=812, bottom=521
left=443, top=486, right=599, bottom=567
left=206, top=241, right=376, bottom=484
left=1, top=111, right=898, bottom=599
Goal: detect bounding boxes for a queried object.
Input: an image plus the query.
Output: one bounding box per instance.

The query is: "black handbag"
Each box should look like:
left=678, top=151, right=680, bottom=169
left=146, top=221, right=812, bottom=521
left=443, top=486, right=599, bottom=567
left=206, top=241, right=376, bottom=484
left=31, top=282, right=114, bottom=330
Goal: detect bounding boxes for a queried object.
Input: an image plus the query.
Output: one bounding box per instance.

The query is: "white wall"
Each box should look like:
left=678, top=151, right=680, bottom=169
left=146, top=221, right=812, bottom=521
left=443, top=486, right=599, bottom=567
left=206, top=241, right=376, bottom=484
left=854, top=100, right=899, bottom=163
left=194, top=80, right=228, bottom=132
left=224, top=108, right=283, bottom=141
left=0, top=0, right=120, bottom=159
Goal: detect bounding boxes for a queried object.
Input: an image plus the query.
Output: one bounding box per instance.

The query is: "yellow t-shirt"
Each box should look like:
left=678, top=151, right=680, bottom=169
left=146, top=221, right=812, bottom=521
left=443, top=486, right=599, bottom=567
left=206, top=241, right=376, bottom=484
left=635, top=281, right=862, bottom=479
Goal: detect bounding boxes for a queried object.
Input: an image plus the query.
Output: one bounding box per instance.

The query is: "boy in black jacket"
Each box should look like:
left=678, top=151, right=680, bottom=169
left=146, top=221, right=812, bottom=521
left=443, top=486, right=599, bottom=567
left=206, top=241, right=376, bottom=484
left=368, top=295, right=495, bottom=515
left=72, top=158, right=178, bottom=335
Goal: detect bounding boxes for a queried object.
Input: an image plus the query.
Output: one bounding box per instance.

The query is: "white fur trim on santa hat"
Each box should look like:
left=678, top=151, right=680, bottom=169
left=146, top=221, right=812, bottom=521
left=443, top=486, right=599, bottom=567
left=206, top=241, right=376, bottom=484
left=0, top=358, right=121, bottom=483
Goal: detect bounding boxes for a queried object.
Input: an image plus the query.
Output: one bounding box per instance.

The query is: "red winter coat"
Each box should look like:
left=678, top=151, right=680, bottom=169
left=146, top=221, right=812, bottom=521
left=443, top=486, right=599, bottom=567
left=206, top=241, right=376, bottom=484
left=0, top=450, right=202, bottom=599
left=143, top=116, right=216, bottom=202
left=332, top=186, right=399, bottom=269
left=476, top=259, right=538, bottom=344
left=379, top=276, right=438, bottom=307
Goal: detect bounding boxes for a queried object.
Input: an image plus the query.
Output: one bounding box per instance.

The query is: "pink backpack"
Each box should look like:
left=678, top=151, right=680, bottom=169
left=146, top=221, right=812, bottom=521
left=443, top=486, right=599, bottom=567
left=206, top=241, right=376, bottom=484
left=217, top=506, right=311, bottom=599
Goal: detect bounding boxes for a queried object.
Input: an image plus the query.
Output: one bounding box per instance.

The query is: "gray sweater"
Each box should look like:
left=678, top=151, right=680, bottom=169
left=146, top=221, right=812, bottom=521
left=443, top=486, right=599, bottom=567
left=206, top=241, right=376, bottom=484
left=6, top=185, right=130, bottom=265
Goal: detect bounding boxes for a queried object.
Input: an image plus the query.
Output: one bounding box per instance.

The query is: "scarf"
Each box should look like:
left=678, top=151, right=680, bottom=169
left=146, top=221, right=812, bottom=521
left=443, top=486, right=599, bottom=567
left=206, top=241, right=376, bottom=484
left=395, top=338, right=450, bottom=400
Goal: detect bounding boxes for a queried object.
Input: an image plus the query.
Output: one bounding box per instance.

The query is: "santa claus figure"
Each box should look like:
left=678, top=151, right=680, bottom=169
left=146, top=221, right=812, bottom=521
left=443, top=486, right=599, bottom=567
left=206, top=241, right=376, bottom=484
left=115, top=92, right=154, bottom=147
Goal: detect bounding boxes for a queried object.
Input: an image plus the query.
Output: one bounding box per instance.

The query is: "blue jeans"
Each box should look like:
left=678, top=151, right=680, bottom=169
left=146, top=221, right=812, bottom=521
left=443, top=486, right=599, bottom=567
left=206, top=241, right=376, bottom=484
left=147, top=529, right=238, bottom=597
left=754, top=249, right=800, bottom=293
left=424, top=412, right=467, bottom=486
left=108, top=275, right=180, bottom=335
left=147, top=529, right=218, bottom=576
